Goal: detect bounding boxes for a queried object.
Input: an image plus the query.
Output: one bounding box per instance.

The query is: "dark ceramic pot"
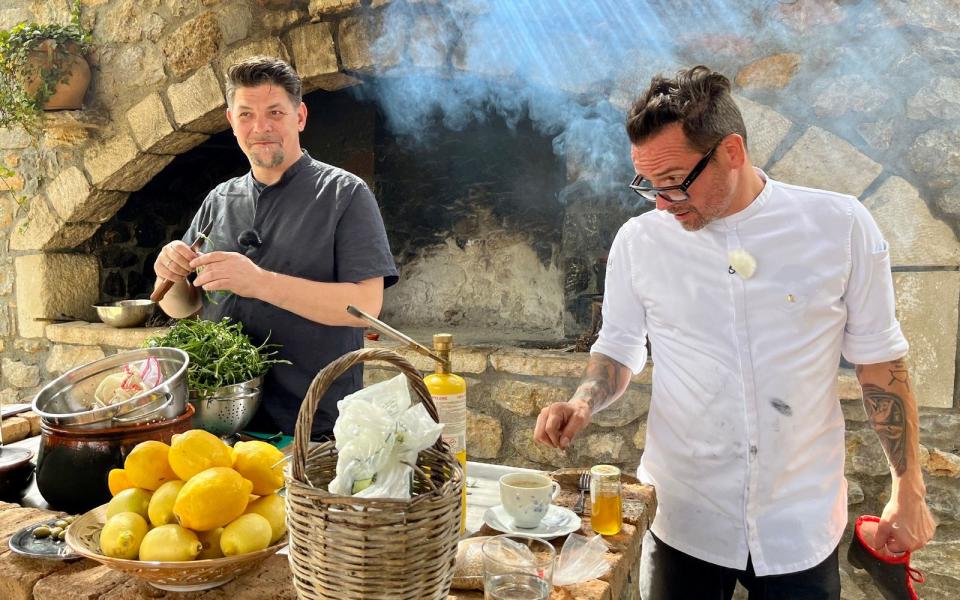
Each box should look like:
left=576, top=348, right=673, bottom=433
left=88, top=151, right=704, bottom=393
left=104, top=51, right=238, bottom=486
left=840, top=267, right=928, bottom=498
left=36, top=404, right=194, bottom=513
left=0, top=447, right=35, bottom=502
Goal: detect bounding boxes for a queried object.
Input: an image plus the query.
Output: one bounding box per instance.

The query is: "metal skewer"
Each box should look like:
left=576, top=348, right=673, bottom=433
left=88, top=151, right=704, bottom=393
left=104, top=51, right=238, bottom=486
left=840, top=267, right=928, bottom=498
left=346, top=305, right=449, bottom=367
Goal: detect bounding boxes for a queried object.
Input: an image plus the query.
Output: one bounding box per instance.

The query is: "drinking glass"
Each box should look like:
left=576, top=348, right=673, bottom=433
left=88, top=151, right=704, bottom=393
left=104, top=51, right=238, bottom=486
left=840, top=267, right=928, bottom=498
left=482, top=534, right=556, bottom=600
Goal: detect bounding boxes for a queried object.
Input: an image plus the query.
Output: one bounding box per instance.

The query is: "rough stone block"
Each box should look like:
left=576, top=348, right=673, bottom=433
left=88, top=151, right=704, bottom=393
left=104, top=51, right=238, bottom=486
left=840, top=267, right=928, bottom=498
left=339, top=13, right=403, bottom=72
left=217, top=3, right=253, bottom=45
left=167, top=65, right=228, bottom=134
left=32, top=561, right=129, bottom=600
left=45, top=322, right=168, bottom=350
left=735, top=54, right=801, bottom=89
left=287, top=23, right=339, bottom=86
left=769, top=126, right=882, bottom=198
left=126, top=92, right=174, bottom=151
left=490, top=349, right=586, bottom=378
left=0, top=417, right=30, bottom=444
left=84, top=134, right=175, bottom=193
left=893, top=271, right=959, bottom=408
left=863, top=176, right=960, bottom=267
left=1, top=359, right=39, bottom=388
left=46, top=167, right=127, bottom=223
left=163, top=11, right=222, bottom=77
left=0, top=548, right=69, bottom=600
left=0, top=125, right=31, bottom=149
left=926, top=448, right=960, bottom=478
left=490, top=380, right=570, bottom=416
left=9, top=197, right=100, bottom=251
left=510, top=427, right=571, bottom=468
left=0, top=196, right=17, bottom=228
left=466, top=409, right=502, bottom=459
left=221, top=37, right=290, bottom=77
left=309, top=0, right=361, bottom=17
left=632, top=421, right=647, bottom=450
left=734, top=94, right=793, bottom=169
left=582, top=432, right=629, bottom=462
left=15, top=254, right=99, bottom=338
left=45, top=345, right=106, bottom=376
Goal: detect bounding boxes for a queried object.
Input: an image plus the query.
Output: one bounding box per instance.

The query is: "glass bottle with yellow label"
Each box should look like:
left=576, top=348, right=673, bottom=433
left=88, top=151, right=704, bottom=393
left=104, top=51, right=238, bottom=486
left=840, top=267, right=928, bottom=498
left=590, top=464, right=623, bottom=535
left=424, top=333, right=467, bottom=532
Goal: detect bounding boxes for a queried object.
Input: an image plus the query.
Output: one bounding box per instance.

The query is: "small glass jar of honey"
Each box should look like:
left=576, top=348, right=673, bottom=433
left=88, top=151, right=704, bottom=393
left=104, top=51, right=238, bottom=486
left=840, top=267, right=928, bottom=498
left=590, top=464, right=623, bottom=535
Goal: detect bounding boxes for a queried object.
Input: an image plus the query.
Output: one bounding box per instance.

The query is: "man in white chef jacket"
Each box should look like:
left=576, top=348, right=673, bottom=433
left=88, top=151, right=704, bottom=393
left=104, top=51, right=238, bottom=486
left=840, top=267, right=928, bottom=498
left=535, top=65, right=935, bottom=599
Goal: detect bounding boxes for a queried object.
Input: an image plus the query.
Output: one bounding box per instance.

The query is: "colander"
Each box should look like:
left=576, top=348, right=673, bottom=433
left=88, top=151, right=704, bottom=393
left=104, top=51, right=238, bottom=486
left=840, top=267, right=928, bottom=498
left=188, top=376, right=263, bottom=437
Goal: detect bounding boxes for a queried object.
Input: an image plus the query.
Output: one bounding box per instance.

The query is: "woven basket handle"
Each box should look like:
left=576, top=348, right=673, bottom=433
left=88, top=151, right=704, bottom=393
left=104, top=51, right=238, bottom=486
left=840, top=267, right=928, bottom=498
left=291, top=347, right=444, bottom=483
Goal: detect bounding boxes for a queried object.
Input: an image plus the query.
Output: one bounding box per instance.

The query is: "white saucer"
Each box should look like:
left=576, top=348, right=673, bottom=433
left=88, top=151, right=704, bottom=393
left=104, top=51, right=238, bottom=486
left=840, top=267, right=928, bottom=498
left=482, top=504, right=582, bottom=540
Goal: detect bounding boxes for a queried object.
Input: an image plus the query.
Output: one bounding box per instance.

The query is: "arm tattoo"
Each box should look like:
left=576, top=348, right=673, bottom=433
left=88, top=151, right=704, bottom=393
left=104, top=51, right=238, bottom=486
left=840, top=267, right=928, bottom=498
left=571, top=354, right=626, bottom=412
left=887, top=359, right=910, bottom=389
left=860, top=383, right=908, bottom=476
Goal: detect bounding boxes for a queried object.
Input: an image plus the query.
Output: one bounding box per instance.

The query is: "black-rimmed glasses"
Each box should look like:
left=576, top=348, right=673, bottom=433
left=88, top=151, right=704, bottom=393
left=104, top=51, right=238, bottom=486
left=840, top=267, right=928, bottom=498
left=629, top=143, right=719, bottom=203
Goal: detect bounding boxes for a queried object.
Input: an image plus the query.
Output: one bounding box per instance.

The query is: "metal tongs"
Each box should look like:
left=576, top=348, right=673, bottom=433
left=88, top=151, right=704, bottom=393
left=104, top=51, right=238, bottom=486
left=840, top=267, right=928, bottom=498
left=346, top=305, right=449, bottom=368
left=150, top=221, right=214, bottom=303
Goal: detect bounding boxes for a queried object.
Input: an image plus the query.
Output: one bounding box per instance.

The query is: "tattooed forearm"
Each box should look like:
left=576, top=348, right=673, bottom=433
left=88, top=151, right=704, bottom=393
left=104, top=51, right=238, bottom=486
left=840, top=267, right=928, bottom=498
left=859, top=382, right=908, bottom=476
left=571, top=353, right=630, bottom=413
left=886, top=359, right=910, bottom=389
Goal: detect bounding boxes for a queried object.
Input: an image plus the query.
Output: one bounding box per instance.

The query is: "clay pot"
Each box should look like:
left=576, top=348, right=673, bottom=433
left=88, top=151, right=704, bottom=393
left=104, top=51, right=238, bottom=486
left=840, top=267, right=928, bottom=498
left=21, top=40, right=91, bottom=110
left=0, top=447, right=35, bottom=502
left=36, top=404, right=194, bottom=513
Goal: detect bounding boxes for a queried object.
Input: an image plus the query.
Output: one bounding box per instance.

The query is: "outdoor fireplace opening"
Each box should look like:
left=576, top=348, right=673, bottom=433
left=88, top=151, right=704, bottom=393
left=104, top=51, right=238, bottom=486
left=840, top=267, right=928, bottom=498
left=82, top=80, right=632, bottom=345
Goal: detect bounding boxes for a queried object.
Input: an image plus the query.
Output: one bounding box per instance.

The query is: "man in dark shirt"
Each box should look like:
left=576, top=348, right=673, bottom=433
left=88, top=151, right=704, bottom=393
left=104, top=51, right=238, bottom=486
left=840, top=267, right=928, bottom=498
left=154, top=56, right=398, bottom=438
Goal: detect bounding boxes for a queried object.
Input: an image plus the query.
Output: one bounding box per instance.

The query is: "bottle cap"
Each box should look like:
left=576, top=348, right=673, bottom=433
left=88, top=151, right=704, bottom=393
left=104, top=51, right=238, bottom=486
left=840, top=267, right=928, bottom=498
left=590, top=464, right=621, bottom=480
left=433, top=333, right=453, bottom=350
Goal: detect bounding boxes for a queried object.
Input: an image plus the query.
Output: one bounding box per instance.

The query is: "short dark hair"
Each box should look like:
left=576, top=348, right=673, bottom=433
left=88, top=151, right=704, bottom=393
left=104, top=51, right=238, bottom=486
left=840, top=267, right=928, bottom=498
left=626, top=65, right=747, bottom=153
left=225, top=55, right=302, bottom=108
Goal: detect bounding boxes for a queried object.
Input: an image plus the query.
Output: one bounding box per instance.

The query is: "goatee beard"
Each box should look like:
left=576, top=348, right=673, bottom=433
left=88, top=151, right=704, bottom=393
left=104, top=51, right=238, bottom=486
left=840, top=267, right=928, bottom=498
left=252, top=149, right=284, bottom=168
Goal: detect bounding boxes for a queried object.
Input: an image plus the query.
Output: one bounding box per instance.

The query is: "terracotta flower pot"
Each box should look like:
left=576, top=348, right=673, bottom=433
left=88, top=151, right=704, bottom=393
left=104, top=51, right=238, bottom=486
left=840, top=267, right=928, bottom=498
left=21, top=39, right=91, bottom=110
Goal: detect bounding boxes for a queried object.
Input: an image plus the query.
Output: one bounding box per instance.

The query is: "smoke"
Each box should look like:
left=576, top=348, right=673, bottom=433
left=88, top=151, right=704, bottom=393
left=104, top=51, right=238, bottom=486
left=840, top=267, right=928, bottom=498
left=354, top=0, right=929, bottom=198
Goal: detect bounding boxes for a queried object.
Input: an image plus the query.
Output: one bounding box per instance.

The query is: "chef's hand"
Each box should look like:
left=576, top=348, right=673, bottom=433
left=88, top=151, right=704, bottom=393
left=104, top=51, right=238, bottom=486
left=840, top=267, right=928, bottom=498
left=874, top=493, right=936, bottom=556
left=190, top=251, right=266, bottom=299
left=155, top=240, right=198, bottom=282
left=534, top=399, right=591, bottom=450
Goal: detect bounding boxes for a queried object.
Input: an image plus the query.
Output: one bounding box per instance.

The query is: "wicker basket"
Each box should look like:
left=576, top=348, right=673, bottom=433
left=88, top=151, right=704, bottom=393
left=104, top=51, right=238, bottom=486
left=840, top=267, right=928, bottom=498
left=65, top=504, right=287, bottom=592
left=286, top=348, right=464, bottom=600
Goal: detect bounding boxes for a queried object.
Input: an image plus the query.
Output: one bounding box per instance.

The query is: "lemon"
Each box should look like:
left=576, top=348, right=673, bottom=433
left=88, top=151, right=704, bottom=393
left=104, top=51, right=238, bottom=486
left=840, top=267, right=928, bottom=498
left=147, top=480, right=185, bottom=527
left=99, top=512, right=148, bottom=560
left=139, top=524, right=203, bottom=562
left=124, top=440, right=178, bottom=491
left=196, top=527, right=225, bottom=560
left=232, top=441, right=285, bottom=495
left=245, top=493, right=286, bottom=545
left=107, top=468, right=134, bottom=496
left=168, top=430, right=234, bottom=481
left=106, top=487, right=153, bottom=521
left=173, top=467, right=253, bottom=531
left=220, top=513, right=272, bottom=556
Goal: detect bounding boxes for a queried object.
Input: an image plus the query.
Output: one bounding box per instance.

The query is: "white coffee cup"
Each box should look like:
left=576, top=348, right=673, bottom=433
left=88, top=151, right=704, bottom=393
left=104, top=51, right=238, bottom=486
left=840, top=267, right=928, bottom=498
left=499, top=473, right=561, bottom=529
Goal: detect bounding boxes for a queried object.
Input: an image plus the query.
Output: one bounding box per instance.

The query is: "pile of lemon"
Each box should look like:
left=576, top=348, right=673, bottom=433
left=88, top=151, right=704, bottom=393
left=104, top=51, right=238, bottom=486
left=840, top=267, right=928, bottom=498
left=100, top=430, right=286, bottom=562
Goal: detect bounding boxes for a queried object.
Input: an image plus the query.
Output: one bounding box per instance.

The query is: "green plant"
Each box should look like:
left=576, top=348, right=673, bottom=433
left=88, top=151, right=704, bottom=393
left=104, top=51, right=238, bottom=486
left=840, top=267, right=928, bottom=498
left=147, top=317, right=289, bottom=397
left=0, top=0, right=91, bottom=132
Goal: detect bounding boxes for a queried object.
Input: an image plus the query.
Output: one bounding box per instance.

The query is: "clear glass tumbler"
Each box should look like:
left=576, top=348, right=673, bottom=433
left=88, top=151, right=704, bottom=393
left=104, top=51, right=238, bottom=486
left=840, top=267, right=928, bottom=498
left=482, top=534, right=556, bottom=600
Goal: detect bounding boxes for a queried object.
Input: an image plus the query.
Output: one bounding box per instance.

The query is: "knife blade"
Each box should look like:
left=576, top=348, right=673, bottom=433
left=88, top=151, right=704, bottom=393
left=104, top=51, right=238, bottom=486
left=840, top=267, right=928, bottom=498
left=150, top=221, right=215, bottom=303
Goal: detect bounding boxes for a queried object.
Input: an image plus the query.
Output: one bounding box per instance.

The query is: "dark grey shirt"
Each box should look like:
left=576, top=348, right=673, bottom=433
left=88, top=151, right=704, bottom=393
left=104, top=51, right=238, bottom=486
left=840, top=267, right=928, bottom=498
left=182, top=151, right=398, bottom=437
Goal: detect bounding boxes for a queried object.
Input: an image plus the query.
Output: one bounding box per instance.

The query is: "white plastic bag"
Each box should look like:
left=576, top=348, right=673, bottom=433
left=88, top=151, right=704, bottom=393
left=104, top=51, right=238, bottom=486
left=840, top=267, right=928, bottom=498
left=328, top=374, right=443, bottom=499
left=553, top=533, right=610, bottom=586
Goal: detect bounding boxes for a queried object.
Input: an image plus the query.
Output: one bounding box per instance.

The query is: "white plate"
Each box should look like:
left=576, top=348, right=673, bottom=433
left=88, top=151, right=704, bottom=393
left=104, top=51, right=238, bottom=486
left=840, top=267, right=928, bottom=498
left=482, top=504, right=582, bottom=540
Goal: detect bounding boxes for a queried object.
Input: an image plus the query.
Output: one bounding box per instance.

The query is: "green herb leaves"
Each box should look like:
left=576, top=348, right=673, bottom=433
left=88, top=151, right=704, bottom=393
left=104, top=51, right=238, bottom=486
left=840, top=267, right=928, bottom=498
left=147, top=318, right=289, bottom=397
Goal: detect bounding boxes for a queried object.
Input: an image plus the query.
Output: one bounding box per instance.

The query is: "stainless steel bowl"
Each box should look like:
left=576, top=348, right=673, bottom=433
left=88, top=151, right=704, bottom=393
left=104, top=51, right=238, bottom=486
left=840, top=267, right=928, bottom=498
left=93, top=299, right=156, bottom=328
left=32, top=347, right=189, bottom=429
left=189, top=377, right=263, bottom=437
